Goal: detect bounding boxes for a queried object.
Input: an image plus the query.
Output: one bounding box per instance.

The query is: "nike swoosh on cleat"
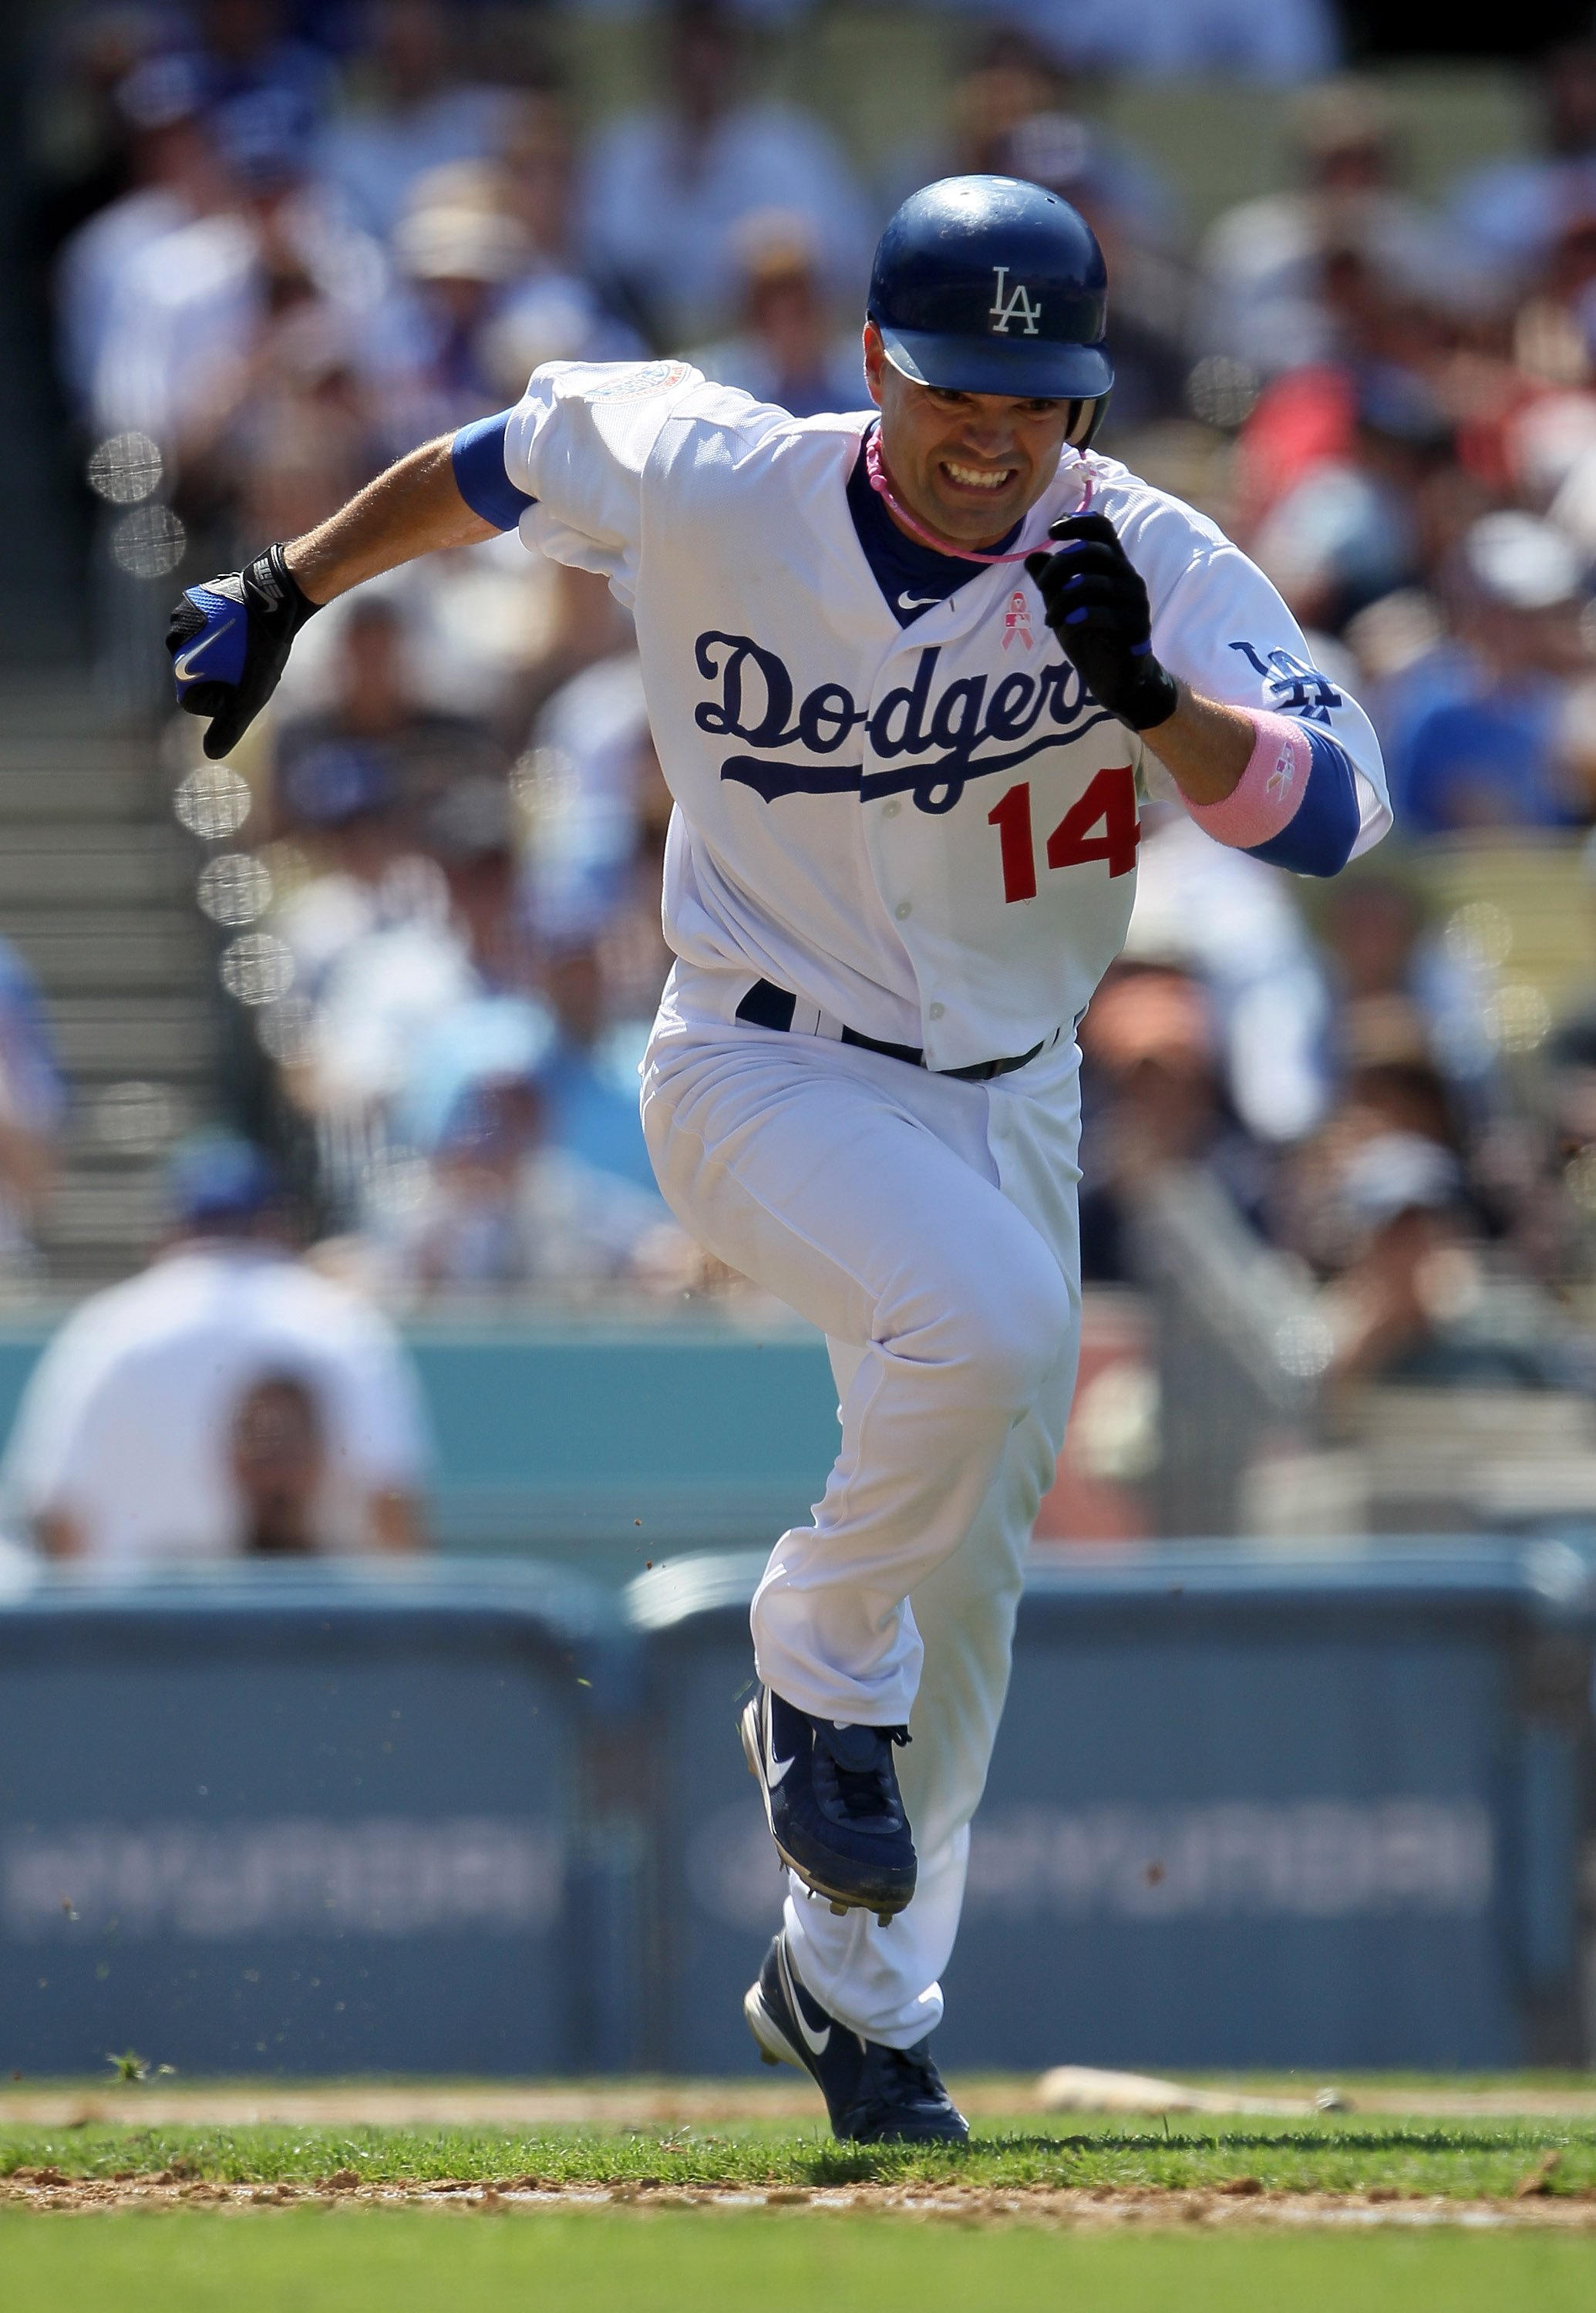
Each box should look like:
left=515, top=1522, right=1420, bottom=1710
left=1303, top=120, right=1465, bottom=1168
left=776, top=1941, right=830, bottom=2055
left=763, top=1689, right=795, bottom=1786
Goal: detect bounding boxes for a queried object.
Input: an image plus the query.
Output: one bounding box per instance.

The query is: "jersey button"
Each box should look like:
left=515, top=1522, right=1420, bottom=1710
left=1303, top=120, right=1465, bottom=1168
left=928, top=1002, right=945, bottom=1020
left=894, top=901, right=912, bottom=920
left=882, top=800, right=901, bottom=818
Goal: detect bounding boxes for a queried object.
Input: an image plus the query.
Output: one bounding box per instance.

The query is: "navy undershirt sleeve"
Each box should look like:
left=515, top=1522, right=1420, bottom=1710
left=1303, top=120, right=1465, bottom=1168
left=1244, top=729, right=1361, bottom=877
left=450, top=411, right=536, bottom=532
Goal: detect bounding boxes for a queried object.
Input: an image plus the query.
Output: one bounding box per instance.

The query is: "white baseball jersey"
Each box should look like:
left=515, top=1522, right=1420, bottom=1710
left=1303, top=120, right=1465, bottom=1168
left=500, top=359, right=1389, bottom=1072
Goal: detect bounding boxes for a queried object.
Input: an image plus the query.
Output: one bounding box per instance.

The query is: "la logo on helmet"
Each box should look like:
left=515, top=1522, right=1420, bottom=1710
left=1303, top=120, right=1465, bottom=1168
left=988, top=268, right=1041, bottom=335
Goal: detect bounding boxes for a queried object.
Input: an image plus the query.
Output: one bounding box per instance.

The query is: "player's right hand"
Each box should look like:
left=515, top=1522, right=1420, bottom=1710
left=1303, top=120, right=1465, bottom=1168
left=1025, top=513, right=1179, bottom=733
left=165, top=544, right=321, bottom=760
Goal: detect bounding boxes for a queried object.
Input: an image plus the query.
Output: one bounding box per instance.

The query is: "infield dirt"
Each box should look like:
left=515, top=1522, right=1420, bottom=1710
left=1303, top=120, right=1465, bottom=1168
left=5, top=2171, right=1596, bottom=2227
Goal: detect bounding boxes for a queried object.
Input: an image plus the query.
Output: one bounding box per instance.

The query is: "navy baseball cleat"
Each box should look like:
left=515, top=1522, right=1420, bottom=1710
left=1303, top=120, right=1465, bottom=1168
left=740, top=1685, right=916, bottom=1924
left=745, top=1931, right=968, bottom=2144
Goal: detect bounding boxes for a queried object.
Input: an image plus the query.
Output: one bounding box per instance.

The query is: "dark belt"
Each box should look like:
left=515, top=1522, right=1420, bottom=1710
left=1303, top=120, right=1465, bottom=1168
left=734, top=978, right=1047, bottom=1083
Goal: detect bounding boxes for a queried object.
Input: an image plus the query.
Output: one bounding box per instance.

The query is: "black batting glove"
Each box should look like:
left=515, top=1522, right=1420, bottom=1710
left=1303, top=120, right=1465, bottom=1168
left=165, top=544, right=321, bottom=760
left=1025, top=513, right=1180, bottom=732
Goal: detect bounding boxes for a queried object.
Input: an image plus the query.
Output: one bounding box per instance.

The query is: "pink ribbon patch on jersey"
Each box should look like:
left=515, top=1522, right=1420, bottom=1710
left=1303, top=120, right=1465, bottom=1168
left=1181, top=709, right=1313, bottom=851
left=1002, top=591, right=1034, bottom=649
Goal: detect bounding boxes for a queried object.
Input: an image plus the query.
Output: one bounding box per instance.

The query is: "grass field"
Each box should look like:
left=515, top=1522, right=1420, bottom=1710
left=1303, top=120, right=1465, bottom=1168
left=7, top=2088, right=1596, bottom=2311
left=6, top=2207, right=1596, bottom=2313
left=5, top=2097, right=1596, bottom=2197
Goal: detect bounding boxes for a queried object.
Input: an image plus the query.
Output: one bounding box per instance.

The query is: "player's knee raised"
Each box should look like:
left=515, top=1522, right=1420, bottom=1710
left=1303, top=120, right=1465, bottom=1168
left=955, top=1254, right=1072, bottom=1412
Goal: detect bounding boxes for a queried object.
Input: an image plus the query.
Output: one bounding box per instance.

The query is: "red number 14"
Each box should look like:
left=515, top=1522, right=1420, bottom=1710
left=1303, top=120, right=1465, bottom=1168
left=987, top=765, right=1139, bottom=904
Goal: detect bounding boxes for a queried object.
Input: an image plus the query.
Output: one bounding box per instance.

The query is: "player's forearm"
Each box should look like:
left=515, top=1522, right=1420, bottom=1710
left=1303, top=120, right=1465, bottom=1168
left=1139, top=685, right=1252, bottom=805
left=281, top=436, right=499, bottom=607
left=167, top=436, right=504, bottom=759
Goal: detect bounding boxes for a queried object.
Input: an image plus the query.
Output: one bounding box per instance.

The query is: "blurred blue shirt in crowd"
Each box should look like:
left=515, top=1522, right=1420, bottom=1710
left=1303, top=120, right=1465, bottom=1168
left=1396, top=685, right=1584, bottom=837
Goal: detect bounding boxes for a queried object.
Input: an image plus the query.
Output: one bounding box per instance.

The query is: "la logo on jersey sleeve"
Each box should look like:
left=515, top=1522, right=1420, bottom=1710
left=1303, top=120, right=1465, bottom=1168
left=1228, top=640, right=1344, bottom=725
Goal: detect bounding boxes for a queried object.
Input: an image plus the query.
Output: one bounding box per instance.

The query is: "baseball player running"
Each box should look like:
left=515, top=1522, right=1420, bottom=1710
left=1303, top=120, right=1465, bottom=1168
left=167, top=176, right=1389, bottom=2143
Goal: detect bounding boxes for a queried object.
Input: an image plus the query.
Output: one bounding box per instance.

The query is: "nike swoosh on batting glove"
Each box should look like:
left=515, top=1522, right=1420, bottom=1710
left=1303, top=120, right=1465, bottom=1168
left=1025, top=512, right=1180, bottom=732
left=166, top=544, right=321, bottom=760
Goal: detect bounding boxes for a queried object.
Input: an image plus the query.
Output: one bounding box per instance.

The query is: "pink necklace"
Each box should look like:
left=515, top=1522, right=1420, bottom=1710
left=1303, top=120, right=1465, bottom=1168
left=864, top=426, right=1093, bottom=566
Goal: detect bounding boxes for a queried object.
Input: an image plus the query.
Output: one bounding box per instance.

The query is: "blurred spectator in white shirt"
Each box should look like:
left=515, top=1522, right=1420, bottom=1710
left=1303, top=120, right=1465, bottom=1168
left=5, top=1134, right=429, bottom=1564
left=581, top=0, right=873, bottom=345
left=55, top=53, right=230, bottom=419
left=314, top=0, right=517, bottom=240
left=686, top=210, right=867, bottom=416
left=90, top=92, right=402, bottom=465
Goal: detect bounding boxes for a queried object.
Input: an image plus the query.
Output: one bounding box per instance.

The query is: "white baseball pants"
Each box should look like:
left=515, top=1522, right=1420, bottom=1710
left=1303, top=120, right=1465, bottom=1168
left=641, top=968, right=1083, bottom=2049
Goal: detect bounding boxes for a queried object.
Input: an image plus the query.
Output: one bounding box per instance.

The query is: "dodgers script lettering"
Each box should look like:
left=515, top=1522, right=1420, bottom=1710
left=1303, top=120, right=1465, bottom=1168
left=693, top=631, right=1120, bottom=814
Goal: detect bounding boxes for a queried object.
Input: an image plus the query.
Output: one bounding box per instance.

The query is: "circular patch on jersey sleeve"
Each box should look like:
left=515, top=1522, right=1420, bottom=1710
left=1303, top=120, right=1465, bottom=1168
left=587, top=361, right=691, bottom=403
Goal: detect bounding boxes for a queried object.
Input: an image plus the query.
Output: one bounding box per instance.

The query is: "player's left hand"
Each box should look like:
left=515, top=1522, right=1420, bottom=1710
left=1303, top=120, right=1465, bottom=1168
left=1025, top=513, right=1180, bottom=732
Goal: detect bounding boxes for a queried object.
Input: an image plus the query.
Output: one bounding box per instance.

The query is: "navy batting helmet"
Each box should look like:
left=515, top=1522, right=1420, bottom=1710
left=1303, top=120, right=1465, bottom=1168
left=867, top=175, right=1113, bottom=410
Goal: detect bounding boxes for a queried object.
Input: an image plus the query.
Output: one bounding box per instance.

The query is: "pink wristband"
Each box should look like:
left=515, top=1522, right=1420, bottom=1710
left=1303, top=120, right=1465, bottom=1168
left=1181, top=710, right=1312, bottom=850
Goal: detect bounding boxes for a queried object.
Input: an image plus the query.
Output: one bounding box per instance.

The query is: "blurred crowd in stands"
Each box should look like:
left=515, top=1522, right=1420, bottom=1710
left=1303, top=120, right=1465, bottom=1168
left=19, top=0, right=1596, bottom=1436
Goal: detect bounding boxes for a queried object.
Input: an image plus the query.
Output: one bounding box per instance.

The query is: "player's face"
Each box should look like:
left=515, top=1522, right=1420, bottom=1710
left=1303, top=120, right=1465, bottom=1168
left=865, top=324, right=1076, bottom=549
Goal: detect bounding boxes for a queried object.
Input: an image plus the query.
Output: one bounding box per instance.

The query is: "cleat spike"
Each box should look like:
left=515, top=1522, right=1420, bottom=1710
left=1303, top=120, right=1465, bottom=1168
left=830, top=1900, right=848, bottom=1916
left=876, top=1911, right=893, bottom=1928
left=758, top=2045, right=779, bottom=2066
